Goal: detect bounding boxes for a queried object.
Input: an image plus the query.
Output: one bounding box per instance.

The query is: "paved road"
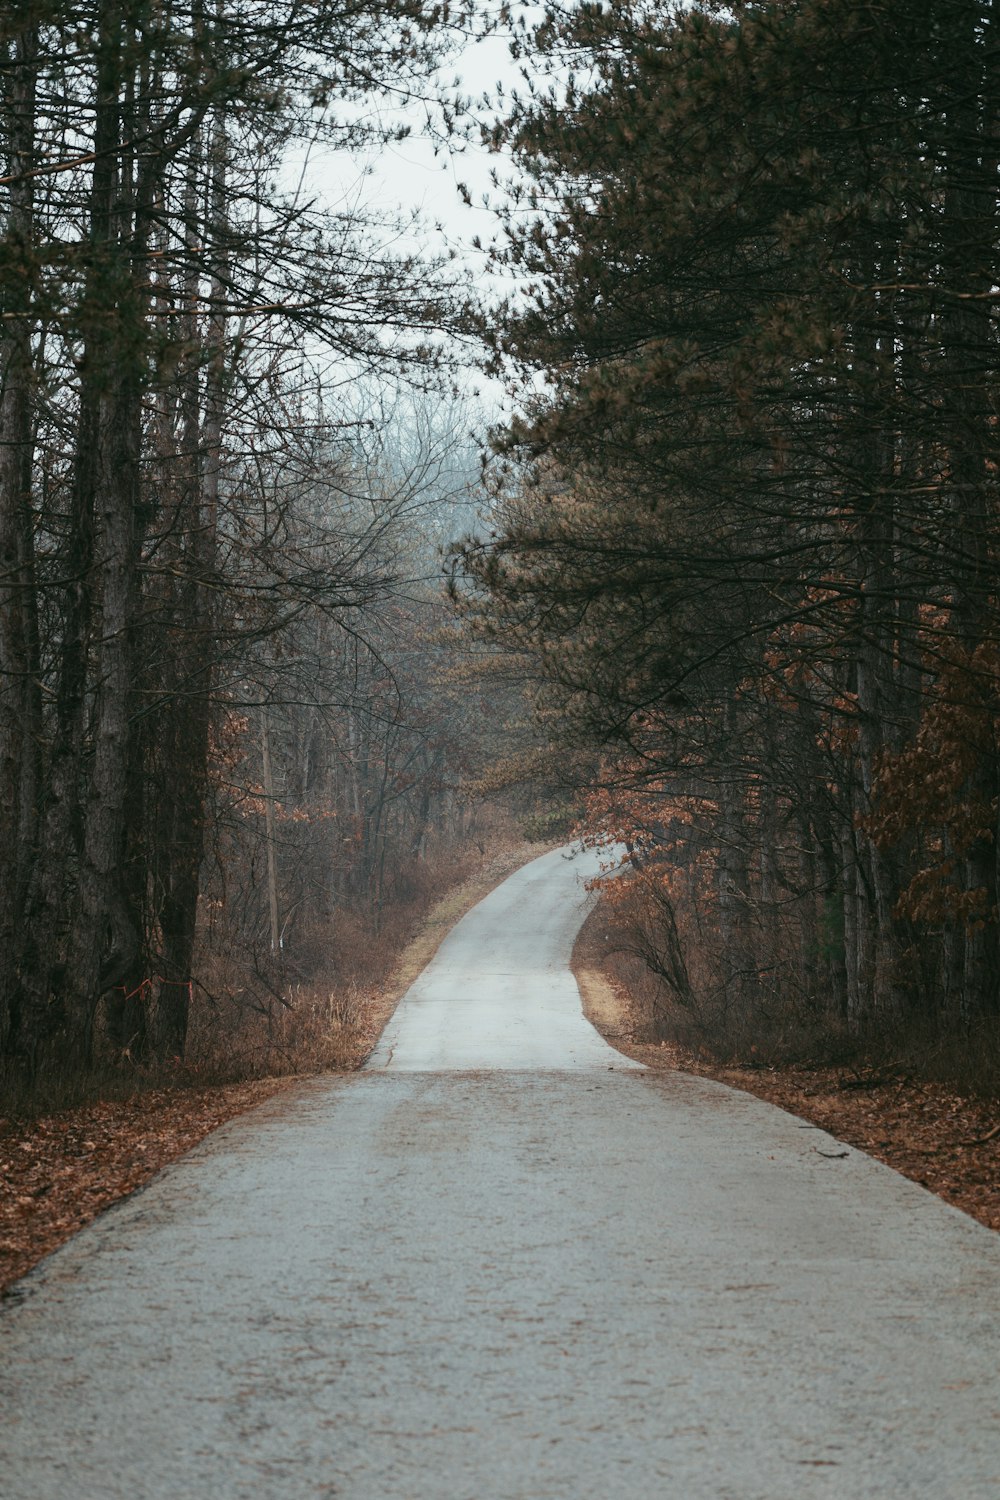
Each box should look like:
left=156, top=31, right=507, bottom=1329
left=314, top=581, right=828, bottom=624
left=3, top=846, right=1000, bottom=1498
left=368, top=844, right=639, bottom=1070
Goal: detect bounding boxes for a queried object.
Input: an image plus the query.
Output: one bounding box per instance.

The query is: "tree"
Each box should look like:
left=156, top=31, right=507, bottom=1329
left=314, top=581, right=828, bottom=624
left=457, top=0, right=1000, bottom=1048
left=0, top=0, right=473, bottom=1073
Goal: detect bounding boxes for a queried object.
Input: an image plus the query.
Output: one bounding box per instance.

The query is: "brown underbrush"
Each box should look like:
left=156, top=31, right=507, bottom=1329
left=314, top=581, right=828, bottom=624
left=181, top=826, right=543, bottom=1084
left=584, top=873, right=1000, bottom=1096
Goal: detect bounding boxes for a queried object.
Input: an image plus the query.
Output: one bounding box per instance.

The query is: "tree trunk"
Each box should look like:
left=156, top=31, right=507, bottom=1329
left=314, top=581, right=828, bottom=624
left=151, top=110, right=227, bottom=1061
left=62, top=0, right=148, bottom=1062
left=0, top=23, right=39, bottom=1058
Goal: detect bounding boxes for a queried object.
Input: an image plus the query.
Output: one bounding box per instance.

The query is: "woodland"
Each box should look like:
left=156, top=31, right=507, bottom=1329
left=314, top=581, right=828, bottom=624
left=0, top=0, right=514, bottom=1093
left=457, top=0, right=1000, bottom=1087
left=3, top=0, right=1000, bottom=1107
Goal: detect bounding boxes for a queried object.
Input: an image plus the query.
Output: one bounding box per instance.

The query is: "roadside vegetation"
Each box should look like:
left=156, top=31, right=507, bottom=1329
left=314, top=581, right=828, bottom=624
left=454, top=0, right=1000, bottom=1103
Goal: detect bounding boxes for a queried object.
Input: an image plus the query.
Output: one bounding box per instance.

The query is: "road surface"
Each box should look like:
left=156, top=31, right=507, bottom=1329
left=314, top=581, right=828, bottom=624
left=2, top=844, right=999, bottom=1498
left=367, top=842, right=638, bottom=1070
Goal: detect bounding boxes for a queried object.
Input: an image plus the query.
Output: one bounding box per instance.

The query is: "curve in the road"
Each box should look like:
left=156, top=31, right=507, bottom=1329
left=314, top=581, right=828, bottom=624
left=367, top=842, right=640, bottom=1071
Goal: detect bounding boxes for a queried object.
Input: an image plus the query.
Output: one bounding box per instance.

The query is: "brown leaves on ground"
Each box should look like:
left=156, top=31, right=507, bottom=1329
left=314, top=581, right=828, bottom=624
left=0, top=1079, right=294, bottom=1295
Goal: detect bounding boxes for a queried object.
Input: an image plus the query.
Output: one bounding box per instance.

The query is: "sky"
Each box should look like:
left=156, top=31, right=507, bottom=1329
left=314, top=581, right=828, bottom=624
left=287, top=21, right=544, bottom=410
left=293, top=28, right=529, bottom=257
left=267, top=20, right=562, bottom=571
left=369, top=30, right=523, bottom=258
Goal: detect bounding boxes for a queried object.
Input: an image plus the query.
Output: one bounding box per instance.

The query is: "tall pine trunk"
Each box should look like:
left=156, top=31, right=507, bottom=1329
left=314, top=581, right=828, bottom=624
left=0, top=24, right=40, bottom=1058
left=153, top=111, right=228, bottom=1059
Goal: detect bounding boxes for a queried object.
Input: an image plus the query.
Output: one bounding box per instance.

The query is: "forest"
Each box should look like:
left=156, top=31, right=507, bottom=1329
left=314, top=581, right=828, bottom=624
left=3, top=0, right=1000, bottom=1100
left=456, top=0, right=1000, bottom=1082
left=0, top=0, right=517, bottom=1094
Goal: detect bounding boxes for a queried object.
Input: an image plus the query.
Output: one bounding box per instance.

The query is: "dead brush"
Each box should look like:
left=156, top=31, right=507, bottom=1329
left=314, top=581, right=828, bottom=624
left=587, top=877, right=1000, bottom=1093
left=183, top=976, right=375, bottom=1080
left=284, top=981, right=368, bottom=1033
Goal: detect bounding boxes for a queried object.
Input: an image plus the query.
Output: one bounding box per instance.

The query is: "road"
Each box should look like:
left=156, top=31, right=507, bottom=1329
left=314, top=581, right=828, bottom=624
left=2, top=844, right=999, bottom=1498
left=367, top=843, right=639, bottom=1070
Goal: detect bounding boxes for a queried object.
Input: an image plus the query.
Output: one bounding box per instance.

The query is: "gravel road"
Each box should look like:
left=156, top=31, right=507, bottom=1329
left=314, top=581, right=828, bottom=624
left=2, top=846, right=999, bottom=1499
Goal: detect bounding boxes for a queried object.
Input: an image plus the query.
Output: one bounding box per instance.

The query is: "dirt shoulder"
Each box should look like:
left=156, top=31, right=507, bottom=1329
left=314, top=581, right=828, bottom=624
left=1, top=841, right=546, bottom=1295
left=574, top=907, right=1000, bottom=1234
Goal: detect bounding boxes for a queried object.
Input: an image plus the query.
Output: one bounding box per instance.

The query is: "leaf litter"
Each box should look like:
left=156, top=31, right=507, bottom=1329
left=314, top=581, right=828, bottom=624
left=1, top=1080, right=295, bottom=1294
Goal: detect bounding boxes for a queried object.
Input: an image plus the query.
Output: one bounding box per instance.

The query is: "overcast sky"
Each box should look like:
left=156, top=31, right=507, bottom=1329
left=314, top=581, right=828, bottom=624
left=285, top=21, right=546, bottom=417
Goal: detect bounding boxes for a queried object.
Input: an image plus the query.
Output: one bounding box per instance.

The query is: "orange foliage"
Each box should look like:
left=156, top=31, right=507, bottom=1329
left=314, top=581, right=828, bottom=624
left=868, top=643, right=999, bottom=927
left=578, top=773, right=718, bottom=912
